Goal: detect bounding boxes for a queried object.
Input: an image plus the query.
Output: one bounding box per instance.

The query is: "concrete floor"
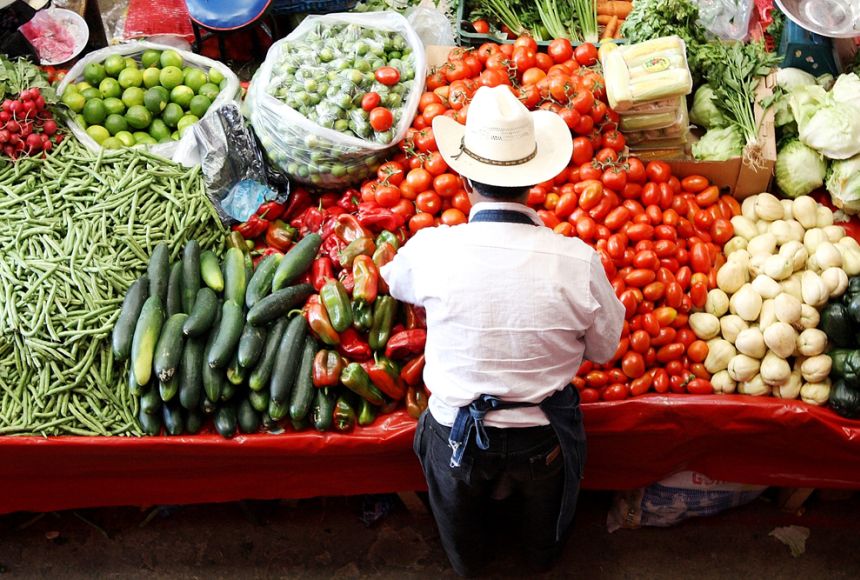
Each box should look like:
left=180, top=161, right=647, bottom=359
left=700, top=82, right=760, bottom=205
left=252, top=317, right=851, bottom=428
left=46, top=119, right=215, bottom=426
left=1, top=490, right=859, bottom=578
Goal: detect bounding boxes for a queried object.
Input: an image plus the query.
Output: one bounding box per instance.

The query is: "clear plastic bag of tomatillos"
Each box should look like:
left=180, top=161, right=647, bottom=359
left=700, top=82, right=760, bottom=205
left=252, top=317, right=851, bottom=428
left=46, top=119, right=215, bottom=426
left=245, top=11, right=425, bottom=189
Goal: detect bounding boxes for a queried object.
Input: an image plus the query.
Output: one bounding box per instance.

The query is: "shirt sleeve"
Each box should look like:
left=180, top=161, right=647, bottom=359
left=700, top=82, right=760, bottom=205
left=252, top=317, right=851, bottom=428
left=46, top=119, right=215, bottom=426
left=379, top=231, right=425, bottom=306
left=584, top=252, right=626, bottom=364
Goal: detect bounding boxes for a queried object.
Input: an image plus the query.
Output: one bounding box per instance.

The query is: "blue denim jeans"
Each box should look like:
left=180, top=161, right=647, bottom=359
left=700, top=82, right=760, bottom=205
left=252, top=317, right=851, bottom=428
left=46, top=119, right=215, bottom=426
left=414, top=410, right=571, bottom=577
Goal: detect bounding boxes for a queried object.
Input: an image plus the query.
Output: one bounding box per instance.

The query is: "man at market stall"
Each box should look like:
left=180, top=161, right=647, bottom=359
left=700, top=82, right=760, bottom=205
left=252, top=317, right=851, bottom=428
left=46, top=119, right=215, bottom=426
left=380, top=85, right=625, bottom=576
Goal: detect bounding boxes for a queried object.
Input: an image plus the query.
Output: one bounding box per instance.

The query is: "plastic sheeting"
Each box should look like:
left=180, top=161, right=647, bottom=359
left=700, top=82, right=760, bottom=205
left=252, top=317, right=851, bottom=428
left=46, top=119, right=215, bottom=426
left=2, top=396, right=859, bottom=515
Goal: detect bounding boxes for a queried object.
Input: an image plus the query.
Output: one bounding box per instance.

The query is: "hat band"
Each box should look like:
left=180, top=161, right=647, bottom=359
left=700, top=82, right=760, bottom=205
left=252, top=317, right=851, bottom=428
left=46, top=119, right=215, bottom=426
left=452, top=136, right=538, bottom=167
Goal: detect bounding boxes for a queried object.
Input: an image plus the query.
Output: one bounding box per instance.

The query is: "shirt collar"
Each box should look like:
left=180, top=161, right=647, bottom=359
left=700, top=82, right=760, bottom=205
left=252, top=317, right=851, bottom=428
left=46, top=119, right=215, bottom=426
left=468, top=201, right=542, bottom=226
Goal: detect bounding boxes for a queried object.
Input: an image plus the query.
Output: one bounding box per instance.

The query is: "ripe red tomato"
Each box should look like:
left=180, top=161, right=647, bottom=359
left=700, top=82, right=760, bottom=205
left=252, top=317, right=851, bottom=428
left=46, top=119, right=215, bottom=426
left=686, top=378, right=714, bottom=394
left=440, top=208, right=467, bottom=226
left=602, top=167, right=627, bottom=192
left=405, top=167, right=432, bottom=192
left=471, top=19, right=490, bottom=34
left=374, top=185, right=401, bottom=208
left=548, top=38, right=574, bottom=63
left=681, top=175, right=709, bottom=193
left=571, top=136, right=593, bottom=166
left=377, top=161, right=404, bottom=186
left=630, top=330, right=651, bottom=354
left=361, top=92, right=381, bottom=112
left=626, top=157, right=646, bottom=184
left=687, top=340, right=709, bottom=363
left=369, top=107, right=394, bottom=132
left=645, top=161, right=671, bottom=183
left=603, top=383, right=629, bottom=401
left=409, top=212, right=435, bottom=234
left=423, top=151, right=448, bottom=176
left=416, top=191, right=442, bottom=214
left=580, top=388, right=600, bottom=403
left=375, top=66, right=401, bottom=86
left=574, top=43, right=598, bottom=66
left=433, top=173, right=460, bottom=198
left=514, top=34, right=538, bottom=52
left=512, top=47, right=537, bottom=74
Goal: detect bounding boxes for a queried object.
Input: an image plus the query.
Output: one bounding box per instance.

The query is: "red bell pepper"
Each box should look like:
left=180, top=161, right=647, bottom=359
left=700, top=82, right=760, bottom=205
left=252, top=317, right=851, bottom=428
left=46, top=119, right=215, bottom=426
left=264, top=219, right=296, bottom=252
left=400, top=354, right=425, bottom=387
left=352, top=255, right=379, bottom=304
left=361, top=356, right=406, bottom=400
left=232, top=214, right=269, bottom=240
left=337, top=327, right=372, bottom=361
left=403, top=304, right=427, bottom=330
left=283, top=187, right=312, bottom=222
left=256, top=200, right=286, bottom=221
left=338, top=268, right=355, bottom=295
left=384, top=329, right=427, bottom=360
left=406, top=385, right=429, bottom=419
left=338, top=189, right=360, bottom=213
left=356, top=202, right=405, bottom=233
left=321, top=234, right=347, bottom=265
left=311, top=257, right=335, bottom=292
left=305, top=295, right=340, bottom=346
left=333, top=395, right=356, bottom=432
left=333, top=214, right=370, bottom=243
left=312, top=349, right=345, bottom=388
left=294, top=206, right=325, bottom=238
left=320, top=192, right=340, bottom=209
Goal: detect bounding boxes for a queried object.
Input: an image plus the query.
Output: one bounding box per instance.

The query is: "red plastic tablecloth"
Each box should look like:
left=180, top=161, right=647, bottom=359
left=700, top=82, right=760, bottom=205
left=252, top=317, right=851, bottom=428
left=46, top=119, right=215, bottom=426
left=2, top=396, right=859, bottom=515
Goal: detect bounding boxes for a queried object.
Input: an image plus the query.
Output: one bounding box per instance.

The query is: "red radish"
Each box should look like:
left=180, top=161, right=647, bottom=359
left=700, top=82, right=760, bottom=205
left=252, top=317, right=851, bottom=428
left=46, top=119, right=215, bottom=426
left=42, top=120, right=57, bottom=135
left=2, top=100, right=12, bottom=113
left=8, top=101, right=21, bottom=115
left=42, top=140, right=52, bottom=152
left=35, top=96, right=46, bottom=110
left=0, top=130, right=8, bottom=143
left=6, top=120, right=19, bottom=133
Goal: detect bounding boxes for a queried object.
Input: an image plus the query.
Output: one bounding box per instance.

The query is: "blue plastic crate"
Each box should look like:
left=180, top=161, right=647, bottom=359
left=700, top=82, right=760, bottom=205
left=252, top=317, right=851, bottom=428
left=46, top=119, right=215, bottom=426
left=271, top=0, right=358, bottom=15
left=778, top=20, right=840, bottom=76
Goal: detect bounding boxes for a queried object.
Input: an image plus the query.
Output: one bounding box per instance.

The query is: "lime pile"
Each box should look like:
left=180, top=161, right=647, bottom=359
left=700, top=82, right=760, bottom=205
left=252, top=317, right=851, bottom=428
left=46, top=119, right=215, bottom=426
left=62, top=49, right=225, bottom=149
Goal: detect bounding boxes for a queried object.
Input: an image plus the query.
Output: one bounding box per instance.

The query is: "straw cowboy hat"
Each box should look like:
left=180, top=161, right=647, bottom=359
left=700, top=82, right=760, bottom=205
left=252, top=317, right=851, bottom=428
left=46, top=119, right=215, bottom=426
left=432, top=85, right=573, bottom=188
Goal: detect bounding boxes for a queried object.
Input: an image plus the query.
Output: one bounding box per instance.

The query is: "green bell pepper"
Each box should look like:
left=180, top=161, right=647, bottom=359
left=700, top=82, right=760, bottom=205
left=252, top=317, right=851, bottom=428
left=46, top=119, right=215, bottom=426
left=369, top=295, right=396, bottom=351
left=320, top=279, right=353, bottom=332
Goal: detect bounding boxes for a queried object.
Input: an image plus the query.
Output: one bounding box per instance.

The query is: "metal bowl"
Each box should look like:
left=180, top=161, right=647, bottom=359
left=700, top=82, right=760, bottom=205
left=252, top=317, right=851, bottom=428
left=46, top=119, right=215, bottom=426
left=776, top=0, right=860, bottom=39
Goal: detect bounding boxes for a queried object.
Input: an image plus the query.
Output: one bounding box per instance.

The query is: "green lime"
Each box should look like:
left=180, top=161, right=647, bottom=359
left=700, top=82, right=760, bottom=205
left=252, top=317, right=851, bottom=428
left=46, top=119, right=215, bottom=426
left=84, top=62, right=106, bottom=85
left=136, top=134, right=157, bottom=145
left=133, top=130, right=150, bottom=141
left=142, top=67, right=161, bottom=88
left=62, top=91, right=86, bottom=113
left=143, top=87, right=168, bottom=114
left=177, top=114, right=199, bottom=136
left=115, top=130, right=136, bottom=147
left=169, top=85, right=194, bottom=109
left=82, top=87, right=102, bottom=100
left=183, top=68, right=207, bottom=93
left=102, top=137, right=124, bottom=150
left=161, top=103, right=184, bottom=127
left=188, top=94, right=211, bottom=118
left=99, top=77, right=121, bottom=99
left=141, top=49, right=162, bottom=68
left=208, top=67, right=224, bottom=85
left=104, top=54, right=126, bottom=78
left=125, top=105, right=152, bottom=130
left=64, top=84, right=79, bottom=94
left=160, top=50, right=183, bottom=69
left=82, top=98, right=107, bottom=125
left=118, top=68, right=143, bottom=89
left=158, top=136, right=174, bottom=144
left=105, top=113, right=128, bottom=135
left=198, top=82, right=220, bottom=101
left=103, top=97, right=126, bottom=116
left=76, top=81, right=93, bottom=92
left=86, top=125, right=110, bottom=144
left=125, top=57, right=139, bottom=69
left=121, top=87, right=145, bottom=108
left=148, top=118, right=170, bottom=141
left=159, top=66, right=184, bottom=90
left=171, top=130, right=180, bottom=141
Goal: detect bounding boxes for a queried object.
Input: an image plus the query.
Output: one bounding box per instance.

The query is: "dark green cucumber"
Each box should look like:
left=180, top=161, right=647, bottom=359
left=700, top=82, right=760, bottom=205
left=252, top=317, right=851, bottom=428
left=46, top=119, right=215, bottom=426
left=131, top=296, right=165, bottom=386
left=184, top=409, right=204, bottom=434
left=166, top=262, right=183, bottom=316
left=249, top=389, right=269, bottom=413
left=237, top=322, right=267, bottom=368
left=214, top=404, right=238, bottom=438
left=248, top=317, right=288, bottom=391
left=127, top=366, right=144, bottom=397
left=221, top=381, right=238, bottom=402
left=159, top=376, right=179, bottom=403
left=200, top=250, right=224, bottom=292
left=148, top=242, right=170, bottom=304
left=261, top=411, right=280, bottom=431
left=140, top=386, right=162, bottom=415
left=112, top=275, right=149, bottom=361
left=268, top=397, right=289, bottom=421
left=223, top=247, right=247, bottom=306
left=179, top=337, right=205, bottom=410
left=247, top=284, right=314, bottom=327
left=154, top=313, right=188, bottom=383
left=245, top=253, right=282, bottom=309
left=269, top=315, right=308, bottom=406
left=202, top=397, right=218, bottom=415
left=162, top=403, right=184, bottom=435
left=313, top=387, right=336, bottom=432
left=139, top=405, right=162, bottom=435
left=272, top=233, right=322, bottom=291
left=289, top=336, right=318, bottom=422
left=226, top=352, right=247, bottom=386
left=182, top=288, right=218, bottom=337
left=238, top=399, right=261, bottom=434
left=182, top=240, right=200, bottom=313
left=290, top=416, right=310, bottom=431
left=202, top=315, right=225, bottom=403
left=208, top=300, right=244, bottom=369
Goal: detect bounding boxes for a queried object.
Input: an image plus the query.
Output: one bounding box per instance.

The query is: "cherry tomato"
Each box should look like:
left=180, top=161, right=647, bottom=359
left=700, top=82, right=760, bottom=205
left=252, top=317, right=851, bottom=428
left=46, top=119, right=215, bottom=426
left=375, top=66, right=401, bottom=86
left=369, top=107, right=393, bottom=132
left=630, top=330, right=651, bottom=354
left=361, top=92, right=381, bottom=112
left=630, top=372, right=654, bottom=397
left=580, top=388, right=600, bottom=403
left=686, top=378, right=714, bottom=395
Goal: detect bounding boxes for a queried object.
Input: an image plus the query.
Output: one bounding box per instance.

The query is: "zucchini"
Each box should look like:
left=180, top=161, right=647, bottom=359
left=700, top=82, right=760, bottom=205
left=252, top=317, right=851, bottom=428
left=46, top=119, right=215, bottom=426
left=182, top=288, right=218, bottom=337
left=313, top=387, right=335, bottom=432
left=272, top=233, right=322, bottom=291
left=247, top=284, right=314, bottom=327
left=154, top=313, right=189, bottom=383
left=127, top=365, right=144, bottom=397
left=200, top=250, right=224, bottom=292
left=249, top=389, right=269, bottom=413
left=207, top=300, right=244, bottom=369
left=184, top=409, right=204, bottom=434
left=223, top=247, right=247, bottom=306
left=268, top=397, right=290, bottom=421
left=202, top=308, right=224, bottom=403
left=163, top=403, right=184, bottom=435
left=289, top=336, right=318, bottom=422
left=182, top=240, right=201, bottom=313
left=270, top=315, right=309, bottom=406
left=226, top=352, right=247, bottom=386
left=159, top=376, right=179, bottom=403
left=290, top=416, right=310, bottom=431
left=112, top=275, right=149, bottom=361
left=140, top=386, right=162, bottom=416
left=179, top=337, right=205, bottom=410
left=214, top=404, right=238, bottom=438
left=139, top=405, right=162, bottom=436
left=202, top=397, right=218, bottom=415
left=148, top=243, right=170, bottom=304
left=261, top=411, right=280, bottom=432
left=246, top=253, right=282, bottom=309
left=238, top=398, right=261, bottom=434
left=221, top=380, right=238, bottom=402
left=131, top=296, right=165, bottom=386
left=249, top=317, right=288, bottom=391
left=237, top=322, right=267, bottom=368
left=166, top=262, right=183, bottom=316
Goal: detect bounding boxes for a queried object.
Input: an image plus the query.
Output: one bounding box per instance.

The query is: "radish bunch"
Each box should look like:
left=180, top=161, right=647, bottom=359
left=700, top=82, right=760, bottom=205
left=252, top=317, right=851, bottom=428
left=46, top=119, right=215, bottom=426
left=0, top=87, right=62, bottom=160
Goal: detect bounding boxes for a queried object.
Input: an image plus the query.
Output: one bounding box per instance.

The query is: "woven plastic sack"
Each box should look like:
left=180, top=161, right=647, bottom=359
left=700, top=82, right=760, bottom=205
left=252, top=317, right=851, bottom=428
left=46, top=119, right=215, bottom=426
left=56, top=41, right=240, bottom=165
left=245, top=11, right=425, bottom=188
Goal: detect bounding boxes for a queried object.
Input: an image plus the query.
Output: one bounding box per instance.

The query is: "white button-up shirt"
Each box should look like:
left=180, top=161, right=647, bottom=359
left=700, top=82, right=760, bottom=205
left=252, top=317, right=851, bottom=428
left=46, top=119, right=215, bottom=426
left=380, top=201, right=625, bottom=428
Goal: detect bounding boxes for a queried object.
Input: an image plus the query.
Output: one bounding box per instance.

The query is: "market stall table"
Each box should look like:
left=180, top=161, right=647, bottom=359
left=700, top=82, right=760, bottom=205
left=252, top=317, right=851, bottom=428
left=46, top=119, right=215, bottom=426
left=2, top=395, right=859, bottom=515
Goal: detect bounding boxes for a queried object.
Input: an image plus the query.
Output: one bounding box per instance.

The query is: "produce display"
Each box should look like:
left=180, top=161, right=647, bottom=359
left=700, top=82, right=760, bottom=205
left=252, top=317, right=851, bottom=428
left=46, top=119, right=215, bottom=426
left=0, top=140, right=224, bottom=436
left=0, top=56, right=64, bottom=160
left=821, top=276, right=860, bottom=418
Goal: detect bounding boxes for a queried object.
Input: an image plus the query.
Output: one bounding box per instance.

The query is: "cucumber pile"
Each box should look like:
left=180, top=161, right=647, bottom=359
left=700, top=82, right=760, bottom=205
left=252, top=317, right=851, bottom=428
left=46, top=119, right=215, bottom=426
left=112, top=236, right=321, bottom=438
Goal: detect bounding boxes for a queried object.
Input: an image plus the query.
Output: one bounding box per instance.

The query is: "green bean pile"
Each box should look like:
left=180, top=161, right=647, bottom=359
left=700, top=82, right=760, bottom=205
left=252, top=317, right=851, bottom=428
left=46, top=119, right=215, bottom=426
left=0, top=139, right=225, bottom=436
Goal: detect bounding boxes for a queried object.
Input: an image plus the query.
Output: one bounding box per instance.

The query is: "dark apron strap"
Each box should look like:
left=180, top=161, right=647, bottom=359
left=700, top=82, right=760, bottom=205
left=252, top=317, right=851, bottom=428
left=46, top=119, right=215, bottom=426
left=470, top=209, right=538, bottom=226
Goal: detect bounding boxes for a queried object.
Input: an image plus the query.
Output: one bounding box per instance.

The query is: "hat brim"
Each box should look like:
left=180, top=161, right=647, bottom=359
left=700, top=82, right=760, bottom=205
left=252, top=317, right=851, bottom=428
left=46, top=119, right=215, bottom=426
left=432, top=111, right=573, bottom=188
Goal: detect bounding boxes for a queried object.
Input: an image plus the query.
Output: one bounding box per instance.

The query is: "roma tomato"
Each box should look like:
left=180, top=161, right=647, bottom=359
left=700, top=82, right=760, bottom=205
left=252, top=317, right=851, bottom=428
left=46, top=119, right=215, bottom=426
left=645, top=161, right=671, bottom=183
left=603, top=383, right=629, bottom=401
left=653, top=369, right=670, bottom=393
left=630, top=330, right=651, bottom=354
left=580, top=388, right=600, bottom=403
left=686, top=378, right=714, bottom=394
left=630, top=372, right=654, bottom=396
left=687, top=340, right=709, bottom=363
left=621, top=351, right=646, bottom=379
